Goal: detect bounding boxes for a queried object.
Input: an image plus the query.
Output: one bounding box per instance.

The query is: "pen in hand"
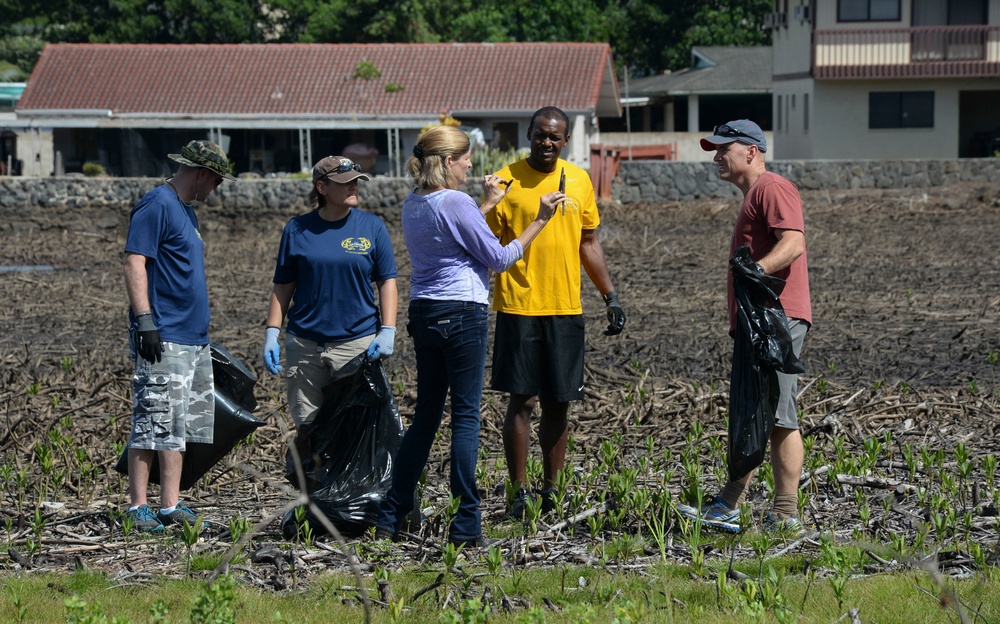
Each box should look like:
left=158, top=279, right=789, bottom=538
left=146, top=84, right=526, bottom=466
left=558, top=168, right=566, bottom=215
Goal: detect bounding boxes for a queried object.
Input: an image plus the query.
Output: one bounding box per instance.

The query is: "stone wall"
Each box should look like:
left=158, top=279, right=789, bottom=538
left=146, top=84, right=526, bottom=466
left=611, top=158, right=1000, bottom=203
left=0, top=177, right=477, bottom=230
left=3, top=159, right=1000, bottom=223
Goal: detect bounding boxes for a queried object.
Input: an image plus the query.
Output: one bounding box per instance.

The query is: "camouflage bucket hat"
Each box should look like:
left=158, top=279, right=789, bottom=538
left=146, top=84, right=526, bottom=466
left=168, top=140, right=237, bottom=180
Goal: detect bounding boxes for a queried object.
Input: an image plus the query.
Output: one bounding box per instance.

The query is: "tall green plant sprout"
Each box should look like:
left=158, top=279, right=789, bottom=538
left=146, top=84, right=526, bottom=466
left=472, top=145, right=523, bottom=177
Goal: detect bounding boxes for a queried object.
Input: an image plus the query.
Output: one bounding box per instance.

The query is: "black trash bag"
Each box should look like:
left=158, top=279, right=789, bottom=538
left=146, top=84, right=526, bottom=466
left=281, top=353, right=404, bottom=539
left=727, top=246, right=805, bottom=481
left=115, top=342, right=264, bottom=490
left=730, top=246, right=805, bottom=375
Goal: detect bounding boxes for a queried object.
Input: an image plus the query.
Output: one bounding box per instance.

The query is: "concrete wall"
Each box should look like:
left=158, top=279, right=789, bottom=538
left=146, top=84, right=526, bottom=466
left=807, top=79, right=1000, bottom=160
left=772, top=1, right=811, bottom=76
left=773, top=78, right=814, bottom=159
left=2, top=159, right=1000, bottom=221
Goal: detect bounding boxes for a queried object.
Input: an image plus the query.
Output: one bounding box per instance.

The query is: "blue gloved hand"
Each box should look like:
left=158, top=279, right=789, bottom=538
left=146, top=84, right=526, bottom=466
left=263, top=326, right=282, bottom=374
left=366, top=326, right=396, bottom=360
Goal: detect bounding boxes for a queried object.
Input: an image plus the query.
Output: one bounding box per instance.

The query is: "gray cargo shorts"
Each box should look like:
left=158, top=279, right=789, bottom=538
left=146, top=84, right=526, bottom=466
left=775, top=318, right=809, bottom=429
left=128, top=335, right=215, bottom=452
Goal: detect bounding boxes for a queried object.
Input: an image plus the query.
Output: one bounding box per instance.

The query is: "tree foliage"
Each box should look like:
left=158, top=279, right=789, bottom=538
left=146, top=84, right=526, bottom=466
left=0, top=0, right=771, bottom=78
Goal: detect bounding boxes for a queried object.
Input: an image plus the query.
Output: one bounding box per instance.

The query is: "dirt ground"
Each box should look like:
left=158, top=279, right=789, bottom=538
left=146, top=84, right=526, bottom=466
left=1, top=181, right=999, bottom=582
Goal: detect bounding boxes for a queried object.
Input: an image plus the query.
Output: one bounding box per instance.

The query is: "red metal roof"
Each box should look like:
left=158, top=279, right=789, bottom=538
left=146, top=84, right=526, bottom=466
left=18, top=43, right=619, bottom=119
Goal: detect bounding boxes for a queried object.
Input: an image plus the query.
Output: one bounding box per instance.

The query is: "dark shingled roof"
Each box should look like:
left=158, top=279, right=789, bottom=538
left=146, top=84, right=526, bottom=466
left=626, top=47, right=772, bottom=97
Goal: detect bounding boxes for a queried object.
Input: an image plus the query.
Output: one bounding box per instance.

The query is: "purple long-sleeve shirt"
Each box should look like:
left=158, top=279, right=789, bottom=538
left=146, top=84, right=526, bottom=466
left=402, top=188, right=523, bottom=303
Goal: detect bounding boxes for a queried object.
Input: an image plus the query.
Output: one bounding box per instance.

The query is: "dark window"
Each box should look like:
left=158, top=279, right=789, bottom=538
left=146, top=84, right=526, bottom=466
left=804, top=94, right=809, bottom=132
left=869, top=92, right=934, bottom=128
left=838, top=0, right=900, bottom=21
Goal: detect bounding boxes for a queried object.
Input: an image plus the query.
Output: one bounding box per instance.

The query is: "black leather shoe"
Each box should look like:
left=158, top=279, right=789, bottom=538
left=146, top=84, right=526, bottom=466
left=447, top=534, right=496, bottom=549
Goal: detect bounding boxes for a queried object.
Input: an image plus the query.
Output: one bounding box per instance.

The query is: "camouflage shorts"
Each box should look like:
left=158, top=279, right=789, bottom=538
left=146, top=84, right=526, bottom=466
left=128, top=339, right=215, bottom=451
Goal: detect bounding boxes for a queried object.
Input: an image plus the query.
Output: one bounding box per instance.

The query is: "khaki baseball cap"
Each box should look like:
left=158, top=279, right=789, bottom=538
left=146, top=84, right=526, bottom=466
left=312, top=156, right=371, bottom=184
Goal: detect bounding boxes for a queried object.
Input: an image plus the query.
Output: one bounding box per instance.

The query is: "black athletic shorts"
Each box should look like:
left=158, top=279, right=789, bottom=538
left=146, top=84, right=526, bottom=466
left=490, top=312, right=585, bottom=402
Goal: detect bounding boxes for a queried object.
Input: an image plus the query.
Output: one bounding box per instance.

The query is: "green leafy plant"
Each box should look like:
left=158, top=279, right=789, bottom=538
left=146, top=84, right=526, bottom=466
left=181, top=515, right=205, bottom=577
left=82, top=161, right=106, bottom=177
left=190, top=574, right=237, bottom=624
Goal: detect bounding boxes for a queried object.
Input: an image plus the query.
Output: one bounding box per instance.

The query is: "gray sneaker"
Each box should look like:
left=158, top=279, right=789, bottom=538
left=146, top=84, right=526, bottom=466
left=124, top=504, right=165, bottom=533
left=676, top=496, right=742, bottom=533
left=763, top=513, right=805, bottom=537
left=156, top=501, right=201, bottom=527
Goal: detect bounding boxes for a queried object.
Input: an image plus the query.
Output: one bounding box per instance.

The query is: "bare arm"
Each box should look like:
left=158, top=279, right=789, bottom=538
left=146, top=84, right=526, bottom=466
left=579, top=229, right=616, bottom=297
left=757, top=229, right=805, bottom=274
left=376, top=278, right=398, bottom=326
left=123, top=252, right=152, bottom=314
left=266, top=282, right=296, bottom=327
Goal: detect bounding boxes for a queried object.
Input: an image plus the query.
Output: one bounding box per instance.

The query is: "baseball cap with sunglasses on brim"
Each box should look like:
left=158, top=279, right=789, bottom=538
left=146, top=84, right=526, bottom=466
left=312, top=156, right=371, bottom=184
left=700, top=119, right=767, bottom=153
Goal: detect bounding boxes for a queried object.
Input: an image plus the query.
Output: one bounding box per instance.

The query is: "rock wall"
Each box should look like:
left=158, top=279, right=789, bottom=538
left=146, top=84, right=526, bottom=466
left=2, top=159, right=1000, bottom=224
left=611, top=159, right=1000, bottom=203
left=0, top=177, right=488, bottom=230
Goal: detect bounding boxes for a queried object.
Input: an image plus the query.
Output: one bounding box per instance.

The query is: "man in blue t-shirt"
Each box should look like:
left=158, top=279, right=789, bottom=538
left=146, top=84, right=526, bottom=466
left=122, top=140, right=236, bottom=532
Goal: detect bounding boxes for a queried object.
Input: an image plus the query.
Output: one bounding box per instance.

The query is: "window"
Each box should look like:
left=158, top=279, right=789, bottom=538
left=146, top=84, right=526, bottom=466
left=839, top=0, right=900, bottom=21
left=803, top=94, right=809, bottom=132
left=869, top=92, right=934, bottom=128
left=777, top=95, right=783, bottom=131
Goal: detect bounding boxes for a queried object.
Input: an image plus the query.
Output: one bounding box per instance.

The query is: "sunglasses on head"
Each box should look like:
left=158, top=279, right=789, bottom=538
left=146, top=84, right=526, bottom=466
left=713, top=124, right=755, bottom=141
left=321, top=161, right=362, bottom=179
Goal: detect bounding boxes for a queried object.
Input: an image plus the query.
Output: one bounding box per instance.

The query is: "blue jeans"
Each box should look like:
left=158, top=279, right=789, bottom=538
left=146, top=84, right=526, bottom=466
left=376, top=300, right=488, bottom=540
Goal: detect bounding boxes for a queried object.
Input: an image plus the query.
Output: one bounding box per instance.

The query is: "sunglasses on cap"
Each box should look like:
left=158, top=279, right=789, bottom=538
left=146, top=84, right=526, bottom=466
left=713, top=124, right=756, bottom=141
left=324, top=162, right=362, bottom=176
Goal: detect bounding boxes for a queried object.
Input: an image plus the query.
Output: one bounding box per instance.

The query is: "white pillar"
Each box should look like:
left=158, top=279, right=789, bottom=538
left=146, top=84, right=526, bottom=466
left=688, top=95, right=700, bottom=132
left=569, top=114, right=588, bottom=167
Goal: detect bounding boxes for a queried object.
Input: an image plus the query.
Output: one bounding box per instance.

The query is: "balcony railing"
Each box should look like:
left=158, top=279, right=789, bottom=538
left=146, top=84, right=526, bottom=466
left=813, top=25, right=1000, bottom=79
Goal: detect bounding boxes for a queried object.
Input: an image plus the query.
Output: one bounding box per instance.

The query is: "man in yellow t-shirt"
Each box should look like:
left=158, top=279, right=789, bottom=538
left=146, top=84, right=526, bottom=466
left=486, top=106, right=626, bottom=519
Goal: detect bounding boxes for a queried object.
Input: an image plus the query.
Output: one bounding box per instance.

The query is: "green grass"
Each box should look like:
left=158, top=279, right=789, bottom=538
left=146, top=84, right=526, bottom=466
left=3, top=562, right=999, bottom=623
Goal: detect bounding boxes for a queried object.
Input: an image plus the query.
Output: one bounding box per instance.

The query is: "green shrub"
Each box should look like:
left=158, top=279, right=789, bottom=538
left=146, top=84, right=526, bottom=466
left=82, top=162, right=106, bottom=177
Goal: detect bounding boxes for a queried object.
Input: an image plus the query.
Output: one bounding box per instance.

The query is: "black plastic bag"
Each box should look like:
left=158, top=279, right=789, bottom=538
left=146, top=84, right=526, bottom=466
left=730, top=246, right=805, bottom=375
left=115, top=342, right=264, bottom=489
left=727, top=246, right=804, bottom=481
left=281, top=353, right=404, bottom=538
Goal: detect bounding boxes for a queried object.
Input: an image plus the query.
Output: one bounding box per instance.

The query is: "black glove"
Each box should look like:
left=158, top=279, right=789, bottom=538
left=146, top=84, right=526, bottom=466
left=135, top=312, right=163, bottom=363
left=603, top=291, right=626, bottom=336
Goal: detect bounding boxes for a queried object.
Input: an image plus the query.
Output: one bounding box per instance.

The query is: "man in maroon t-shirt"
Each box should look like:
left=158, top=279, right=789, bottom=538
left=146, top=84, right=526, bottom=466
left=678, top=119, right=812, bottom=535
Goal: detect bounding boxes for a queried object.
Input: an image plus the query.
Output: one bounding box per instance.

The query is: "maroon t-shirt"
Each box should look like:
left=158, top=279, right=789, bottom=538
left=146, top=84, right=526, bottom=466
left=728, top=171, right=812, bottom=334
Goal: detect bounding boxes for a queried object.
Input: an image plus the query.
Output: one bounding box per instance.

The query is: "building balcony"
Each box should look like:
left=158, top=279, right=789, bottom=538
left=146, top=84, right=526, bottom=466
left=814, top=25, right=1000, bottom=79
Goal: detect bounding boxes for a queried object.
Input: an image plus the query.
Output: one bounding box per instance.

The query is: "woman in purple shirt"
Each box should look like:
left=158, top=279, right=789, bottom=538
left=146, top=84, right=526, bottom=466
left=375, top=125, right=564, bottom=547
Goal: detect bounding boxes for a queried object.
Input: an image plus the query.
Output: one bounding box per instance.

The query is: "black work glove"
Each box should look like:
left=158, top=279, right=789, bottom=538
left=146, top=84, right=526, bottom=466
left=603, top=291, right=626, bottom=336
left=135, top=312, right=163, bottom=363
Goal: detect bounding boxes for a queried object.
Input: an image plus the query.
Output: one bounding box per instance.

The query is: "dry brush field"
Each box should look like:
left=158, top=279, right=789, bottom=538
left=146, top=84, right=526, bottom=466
left=1, top=181, right=999, bottom=591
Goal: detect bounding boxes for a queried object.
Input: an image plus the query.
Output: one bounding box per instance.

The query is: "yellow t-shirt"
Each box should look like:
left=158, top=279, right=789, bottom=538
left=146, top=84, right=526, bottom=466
left=486, top=158, right=600, bottom=315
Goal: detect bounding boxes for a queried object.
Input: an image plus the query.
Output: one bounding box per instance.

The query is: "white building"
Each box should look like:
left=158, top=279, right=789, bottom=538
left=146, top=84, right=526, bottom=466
left=772, top=0, right=1000, bottom=159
